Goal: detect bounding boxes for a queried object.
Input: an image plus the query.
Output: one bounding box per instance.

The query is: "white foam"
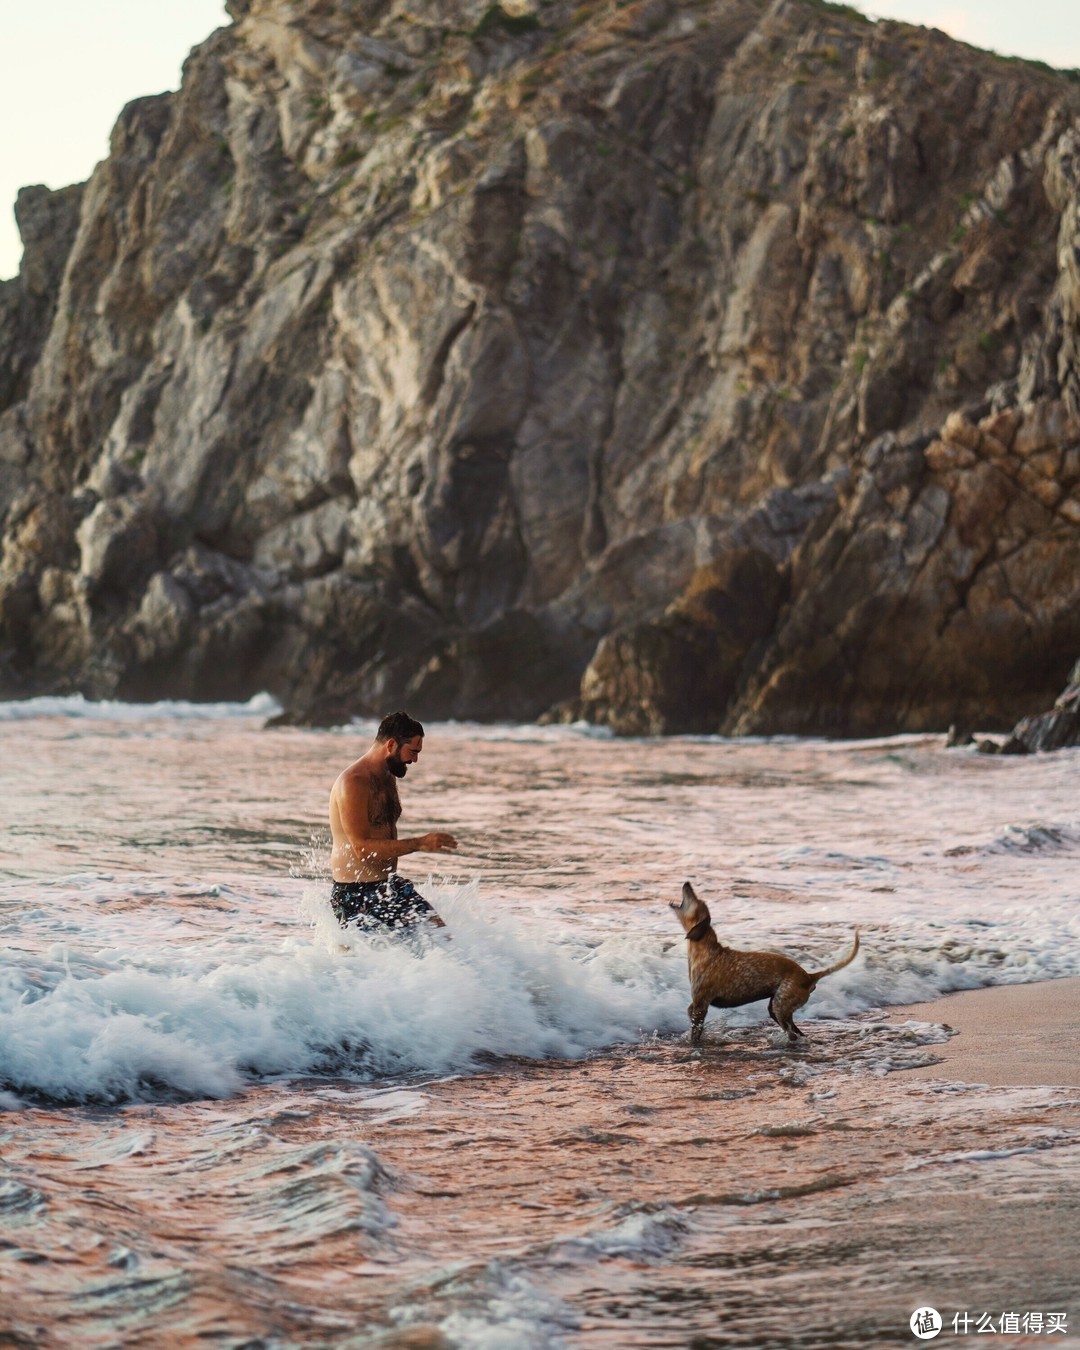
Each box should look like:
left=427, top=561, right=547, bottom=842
left=556, top=1207, right=689, bottom=1262
left=4, top=857, right=1079, bottom=1104
left=904, top=1132, right=1078, bottom=1169
left=428, top=719, right=615, bottom=742
left=0, top=881, right=688, bottom=1105
left=403, top=1264, right=578, bottom=1349
left=985, top=823, right=1080, bottom=854
left=0, top=692, right=280, bottom=722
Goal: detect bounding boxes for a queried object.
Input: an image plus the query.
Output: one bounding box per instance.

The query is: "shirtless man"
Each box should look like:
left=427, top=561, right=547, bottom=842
left=328, top=711, right=457, bottom=931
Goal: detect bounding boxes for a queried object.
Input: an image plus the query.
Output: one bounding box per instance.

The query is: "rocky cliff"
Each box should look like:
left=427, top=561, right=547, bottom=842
left=2, top=0, right=1080, bottom=734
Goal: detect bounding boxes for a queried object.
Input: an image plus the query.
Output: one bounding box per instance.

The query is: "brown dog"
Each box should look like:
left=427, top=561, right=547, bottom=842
left=670, top=881, right=859, bottom=1045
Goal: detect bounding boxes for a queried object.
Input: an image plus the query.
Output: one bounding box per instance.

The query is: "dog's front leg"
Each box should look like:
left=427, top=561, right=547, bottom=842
left=688, top=999, right=708, bottom=1045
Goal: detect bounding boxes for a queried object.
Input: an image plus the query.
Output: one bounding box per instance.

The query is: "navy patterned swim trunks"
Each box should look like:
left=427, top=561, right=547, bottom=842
left=330, top=875, right=435, bottom=930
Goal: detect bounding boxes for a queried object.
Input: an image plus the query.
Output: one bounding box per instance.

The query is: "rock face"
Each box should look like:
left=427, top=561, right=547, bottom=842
left=999, top=657, right=1080, bottom=752
left=2, top=0, right=1080, bottom=733
left=727, top=401, right=1080, bottom=736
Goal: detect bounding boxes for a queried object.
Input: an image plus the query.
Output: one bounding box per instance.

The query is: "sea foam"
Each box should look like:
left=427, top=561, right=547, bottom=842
left=0, top=693, right=281, bottom=722
left=3, top=860, right=1077, bottom=1106
left=0, top=881, right=687, bottom=1105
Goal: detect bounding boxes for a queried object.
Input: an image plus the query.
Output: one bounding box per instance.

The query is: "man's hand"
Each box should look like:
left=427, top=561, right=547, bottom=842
left=418, top=831, right=458, bottom=853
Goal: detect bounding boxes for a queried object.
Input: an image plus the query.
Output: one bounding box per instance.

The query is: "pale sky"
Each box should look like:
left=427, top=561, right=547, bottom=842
left=1, top=0, right=1078, bottom=282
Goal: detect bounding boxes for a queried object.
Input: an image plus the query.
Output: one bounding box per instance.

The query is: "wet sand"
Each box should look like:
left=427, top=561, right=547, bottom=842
left=892, top=976, right=1080, bottom=1087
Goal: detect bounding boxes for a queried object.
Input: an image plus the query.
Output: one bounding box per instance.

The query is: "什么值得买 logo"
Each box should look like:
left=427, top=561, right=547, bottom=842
left=910, top=1307, right=943, bottom=1340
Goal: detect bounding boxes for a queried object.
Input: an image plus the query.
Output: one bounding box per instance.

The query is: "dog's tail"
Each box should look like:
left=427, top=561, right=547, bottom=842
left=807, top=930, right=859, bottom=984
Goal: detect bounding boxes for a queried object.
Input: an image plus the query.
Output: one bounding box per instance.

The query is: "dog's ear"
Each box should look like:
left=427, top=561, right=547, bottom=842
left=685, top=919, right=711, bottom=942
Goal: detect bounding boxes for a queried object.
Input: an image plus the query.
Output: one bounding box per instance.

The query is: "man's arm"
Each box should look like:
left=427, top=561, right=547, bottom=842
left=336, top=774, right=457, bottom=865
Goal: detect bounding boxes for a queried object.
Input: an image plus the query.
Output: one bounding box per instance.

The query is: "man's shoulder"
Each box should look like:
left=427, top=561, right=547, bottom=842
left=338, top=758, right=379, bottom=791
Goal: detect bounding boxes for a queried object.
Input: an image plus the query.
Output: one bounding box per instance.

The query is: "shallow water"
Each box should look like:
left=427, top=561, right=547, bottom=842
left=0, top=699, right=1078, bottom=1346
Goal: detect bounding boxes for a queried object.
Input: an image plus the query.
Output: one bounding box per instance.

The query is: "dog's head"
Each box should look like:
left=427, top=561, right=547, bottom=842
left=669, top=880, right=712, bottom=942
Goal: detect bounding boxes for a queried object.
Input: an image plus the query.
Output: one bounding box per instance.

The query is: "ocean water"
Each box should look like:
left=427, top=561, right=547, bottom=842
left=0, top=699, right=1078, bottom=1347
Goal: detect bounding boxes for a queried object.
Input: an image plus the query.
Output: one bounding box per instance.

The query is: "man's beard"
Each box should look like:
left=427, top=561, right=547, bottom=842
left=387, top=754, right=407, bottom=778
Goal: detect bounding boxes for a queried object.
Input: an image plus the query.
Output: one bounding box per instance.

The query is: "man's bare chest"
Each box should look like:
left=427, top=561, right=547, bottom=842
left=368, top=780, right=402, bottom=830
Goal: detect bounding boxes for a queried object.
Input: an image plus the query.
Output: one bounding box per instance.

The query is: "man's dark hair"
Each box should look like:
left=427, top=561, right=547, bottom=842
left=376, top=711, right=424, bottom=744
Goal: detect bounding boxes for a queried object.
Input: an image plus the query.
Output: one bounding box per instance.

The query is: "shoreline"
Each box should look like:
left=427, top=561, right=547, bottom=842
left=887, top=975, right=1080, bottom=1087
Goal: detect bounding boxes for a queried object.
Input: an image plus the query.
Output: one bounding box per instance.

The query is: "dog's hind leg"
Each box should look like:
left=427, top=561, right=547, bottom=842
left=770, top=983, right=810, bottom=1042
